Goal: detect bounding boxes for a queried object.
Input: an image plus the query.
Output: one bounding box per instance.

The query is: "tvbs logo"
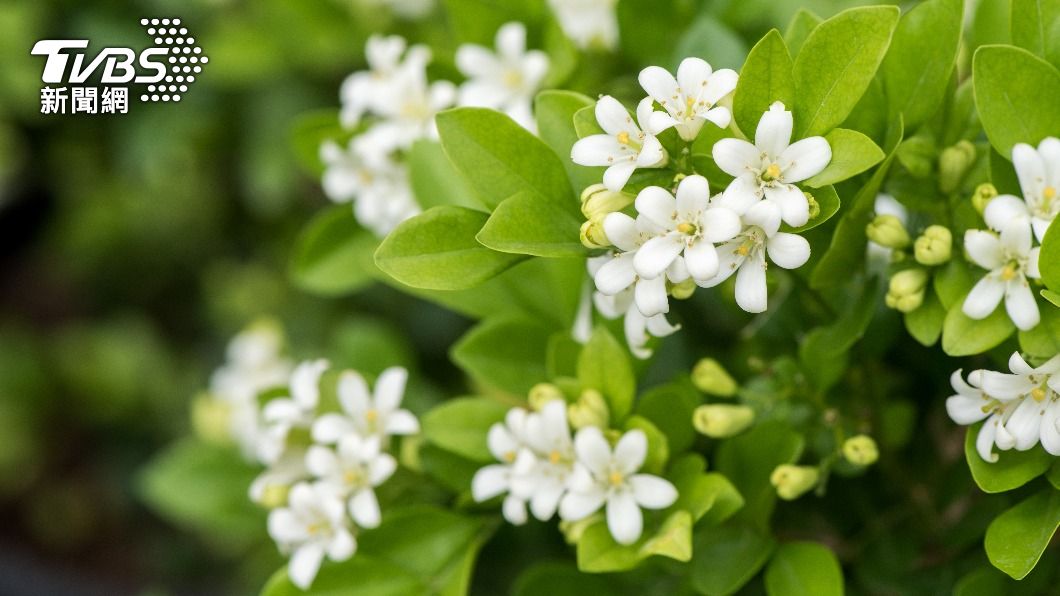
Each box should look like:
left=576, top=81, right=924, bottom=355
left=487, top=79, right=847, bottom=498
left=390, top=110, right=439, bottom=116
left=31, top=18, right=207, bottom=115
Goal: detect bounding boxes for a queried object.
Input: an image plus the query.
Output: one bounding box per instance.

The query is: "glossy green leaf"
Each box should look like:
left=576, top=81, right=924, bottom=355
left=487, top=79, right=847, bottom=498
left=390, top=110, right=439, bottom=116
left=576, top=510, right=693, bottom=573
left=290, top=108, right=344, bottom=176
left=881, top=0, right=963, bottom=130
left=973, top=45, right=1060, bottom=157
left=408, top=140, right=479, bottom=210
left=1011, top=0, right=1060, bottom=58
left=512, top=562, right=620, bottom=596
left=904, top=289, right=946, bottom=346
left=422, top=397, right=509, bottom=462
left=691, top=522, right=776, bottom=596
left=804, top=128, right=884, bottom=188
left=765, top=542, right=844, bottom=596
left=715, top=421, right=804, bottom=528
left=476, top=191, right=586, bottom=257
left=734, top=29, right=795, bottom=138
left=577, top=326, right=636, bottom=422
left=1041, top=218, right=1060, bottom=290
left=985, top=490, right=1060, bottom=579
left=451, top=316, right=552, bottom=397
left=783, top=9, right=822, bottom=56
left=964, top=423, right=1052, bottom=493
left=290, top=205, right=378, bottom=296
left=534, top=90, right=601, bottom=192
left=672, top=14, right=749, bottom=72
left=792, top=6, right=900, bottom=137
left=635, top=381, right=701, bottom=454
left=941, top=295, right=1016, bottom=356
left=1019, top=303, right=1060, bottom=358
left=374, top=206, right=525, bottom=291
left=436, top=107, right=573, bottom=210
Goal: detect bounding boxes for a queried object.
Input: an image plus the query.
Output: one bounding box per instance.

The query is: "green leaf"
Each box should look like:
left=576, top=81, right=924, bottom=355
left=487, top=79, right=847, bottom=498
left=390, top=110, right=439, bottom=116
left=734, top=29, right=795, bottom=138
left=512, top=562, right=620, bottom=596
left=261, top=556, right=425, bottom=596
left=985, top=489, right=1060, bottom=579
left=765, top=542, right=844, bottom=596
left=783, top=9, right=822, bottom=56
left=577, top=326, right=636, bottom=422
left=290, top=205, right=378, bottom=297
left=1049, top=460, right=1060, bottom=489
left=941, top=295, right=1016, bottom=356
left=1011, top=0, right=1060, bottom=58
left=953, top=567, right=1016, bottom=596
left=535, top=90, right=601, bottom=192
left=1041, top=219, right=1060, bottom=291
left=290, top=108, right=344, bottom=176
left=804, top=129, right=884, bottom=188
left=635, top=380, right=702, bottom=454
left=374, top=206, right=526, bottom=291
left=452, top=316, right=552, bottom=397
left=964, top=423, right=1052, bottom=493
left=476, top=191, right=586, bottom=257
left=792, top=6, right=901, bottom=137
left=576, top=510, right=693, bottom=573
left=881, top=0, right=963, bottom=130
left=1019, top=302, right=1060, bottom=358
left=665, top=455, right=742, bottom=523
left=436, top=107, right=573, bottom=210
left=138, top=440, right=263, bottom=550
left=973, top=45, right=1060, bottom=157
left=672, top=13, right=749, bottom=71
left=1044, top=289, right=1060, bottom=307
left=422, top=397, right=510, bottom=462
left=442, top=0, right=545, bottom=45
left=904, top=289, right=946, bottom=346
left=934, top=258, right=977, bottom=309
left=799, top=277, right=880, bottom=391
left=691, top=522, right=776, bottom=596
left=408, top=140, right=478, bottom=210
left=715, top=421, right=804, bottom=528
left=573, top=104, right=604, bottom=137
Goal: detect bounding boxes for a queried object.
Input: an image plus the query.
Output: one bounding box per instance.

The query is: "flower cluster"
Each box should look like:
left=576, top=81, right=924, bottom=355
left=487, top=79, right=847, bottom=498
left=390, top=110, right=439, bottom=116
left=323, top=23, right=548, bottom=235
left=947, top=351, right=1060, bottom=462
left=548, top=0, right=619, bottom=51
left=472, top=399, right=677, bottom=546
left=962, top=138, right=1056, bottom=331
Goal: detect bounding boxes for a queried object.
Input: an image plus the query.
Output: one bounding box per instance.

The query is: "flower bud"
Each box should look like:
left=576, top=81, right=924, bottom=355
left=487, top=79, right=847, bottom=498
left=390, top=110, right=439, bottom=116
left=691, top=358, right=738, bottom=397
left=842, top=434, right=879, bottom=466
left=971, top=183, right=998, bottom=215
left=866, top=214, right=910, bottom=249
left=770, top=465, right=819, bottom=500
left=805, top=192, right=820, bottom=221
left=938, top=140, right=977, bottom=193
left=670, top=278, right=697, bottom=300
left=568, top=388, right=610, bottom=430
left=896, top=135, right=936, bottom=178
left=258, top=482, right=290, bottom=509
left=580, top=216, right=610, bottom=249
left=885, top=268, right=929, bottom=313
left=913, top=225, right=952, bottom=266
left=528, top=383, right=565, bottom=410
left=191, top=394, right=232, bottom=445
left=580, top=184, right=635, bottom=219
left=693, top=404, right=755, bottom=438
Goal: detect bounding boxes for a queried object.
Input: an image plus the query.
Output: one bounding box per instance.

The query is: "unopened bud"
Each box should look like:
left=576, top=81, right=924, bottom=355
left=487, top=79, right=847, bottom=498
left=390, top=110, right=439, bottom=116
left=568, top=389, right=610, bottom=430
left=885, top=268, right=929, bottom=313
left=971, top=183, right=998, bottom=215
left=896, top=135, right=936, bottom=178
left=913, top=225, right=952, bottom=266
left=938, top=140, right=977, bottom=194
left=191, top=394, right=232, bottom=445
left=866, top=214, right=910, bottom=249
left=805, top=192, right=820, bottom=221
left=770, top=465, right=819, bottom=500
left=670, top=278, right=697, bottom=300
left=580, top=184, right=634, bottom=219
left=693, top=404, right=754, bottom=438
left=842, top=435, right=879, bottom=466
left=691, top=358, right=738, bottom=397
left=528, top=383, right=565, bottom=410
left=259, top=482, right=290, bottom=509
left=580, top=216, right=610, bottom=249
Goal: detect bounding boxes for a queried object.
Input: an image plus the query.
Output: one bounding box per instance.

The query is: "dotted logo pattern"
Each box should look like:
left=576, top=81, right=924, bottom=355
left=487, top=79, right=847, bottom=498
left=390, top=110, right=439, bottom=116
left=137, top=18, right=208, bottom=103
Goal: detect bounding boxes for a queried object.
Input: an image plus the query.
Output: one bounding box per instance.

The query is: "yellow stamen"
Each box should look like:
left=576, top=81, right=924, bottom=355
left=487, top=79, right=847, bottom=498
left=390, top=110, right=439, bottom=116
left=365, top=409, right=379, bottom=423
left=1000, top=263, right=1018, bottom=281
left=1044, top=186, right=1056, bottom=200
left=1032, top=387, right=1047, bottom=402
left=503, top=69, right=523, bottom=88
left=685, top=96, right=695, bottom=115
left=763, top=163, right=782, bottom=181
left=344, top=469, right=364, bottom=485
left=608, top=471, right=624, bottom=486
left=549, top=450, right=562, bottom=464
left=737, top=245, right=750, bottom=256
left=677, top=222, right=696, bottom=234
left=617, top=131, right=631, bottom=145
left=504, top=450, right=516, bottom=463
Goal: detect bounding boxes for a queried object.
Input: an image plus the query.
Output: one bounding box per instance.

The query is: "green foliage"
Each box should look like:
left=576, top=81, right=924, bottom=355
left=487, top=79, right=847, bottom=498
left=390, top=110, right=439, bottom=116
left=984, top=490, right=1060, bottom=579
left=476, top=191, right=586, bottom=257
left=973, top=45, right=1060, bottom=157
left=964, top=424, right=1052, bottom=493
left=534, top=90, right=600, bottom=192
left=290, top=205, right=378, bottom=296
left=451, top=317, right=553, bottom=396
left=792, top=6, right=900, bottom=137
left=715, top=422, right=804, bottom=528
left=577, top=326, right=636, bottom=422
left=803, top=129, right=884, bottom=188
left=1010, top=0, right=1060, bottom=60
left=941, top=295, right=1016, bottom=356
left=733, top=30, right=795, bottom=138
left=764, top=542, right=844, bottom=596
left=422, top=397, right=510, bottom=462
left=691, top=522, right=776, bottom=596
left=1041, top=219, right=1060, bottom=292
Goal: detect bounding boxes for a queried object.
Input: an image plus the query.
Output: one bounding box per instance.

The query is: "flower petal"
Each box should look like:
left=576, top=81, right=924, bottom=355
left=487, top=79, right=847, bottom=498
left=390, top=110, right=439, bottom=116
left=1039, top=400, right=1060, bottom=456
left=571, top=135, right=628, bottom=167
left=1012, top=142, right=1046, bottom=201
left=703, top=69, right=739, bottom=105
left=614, top=429, right=647, bottom=474
left=638, top=66, right=680, bottom=111
left=962, top=276, right=1005, bottom=319
left=713, top=138, right=762, bottom=178
left=735, top=254, right=768, bottom=313
left=559, top=486, right=607, bottom=521
left=337, top=371, right=370, bottom=416
left=743, top=199, right=782, bottom=237
left=685, top=240, right=720, bottom=281
left=530, top=481, right=565, bottom=521
left=1004, top=397, right=1043, bottom=451
left=717, top=173, right=762, bottom=215
left=963, top=230, right=1004, bottom=270
left=764, top=184, right=809, bottom=228
left=676, top=175, right=710, bottom=221
left=767, top=232, right=811, bottom=269
left=603, top=161, right=638, bottom=192
left=603, top=212, right=640, bottom=252
left=700, top=206, right=742, bottom=243
left=312, top=414, right=355, bottom=444
left=385, top=409, right=420, bottom=435
left=634, top=235, right=685, bottom=279
left=976, top=415, right=999, bottom=463
left=629, top=474, right=678, bottom=509
left=635, top=186, right=679, bottom=229
left=755, top=103, right=793, bottom=158
left=1005, top=279, right=1040, bottom=331
left=503, top=495, right=528, bottom=525
left=606, top=491, right=643, bottom=545
left=595, top=253, right=637, bottom=295
left=472, top=464, right=510, bottom=501
left=289, top=543, right=326, bottom=590
left=327, top=528, right=357, bottom=561
left=983, top=194, right=1031, bottom=232
left=373, top=366, right=408, bottom=411
left=350, top=488, right=382, bottom=528
left=780, top=137, right=831, bottom=183
left=595, top=95, right=636, bottom=136
left=634, top=274, right=670, bottom=317
left=676, top=57, right=712, bottom=95
left=574, top=427, right=612, bottom=475
left=999, top=219, right=1032, bottom=257
left=946, top=393, right=992, bottom=425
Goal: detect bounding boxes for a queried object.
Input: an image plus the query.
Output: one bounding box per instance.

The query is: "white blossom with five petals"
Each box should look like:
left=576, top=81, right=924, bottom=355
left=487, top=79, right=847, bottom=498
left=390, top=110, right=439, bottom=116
left=986, top=137, right=1060, bottom=242
left=638, top=58, right=738, bottom=141
left=455, top=22, right=549, bottom=131
left=267, top=482, right=356, bottom=590
left=593, top=211, right=686, bottom=317
left=306, top=434, right=398, bottom=529
left=312, top=367, right=420, bottom=445
left=471, top=407, right=533, bottom=525
left=962, top=219, right=1041, bottom=331
left=259, top=360, right=330, bottom=465
left=571, top=95, right=668, bottom=191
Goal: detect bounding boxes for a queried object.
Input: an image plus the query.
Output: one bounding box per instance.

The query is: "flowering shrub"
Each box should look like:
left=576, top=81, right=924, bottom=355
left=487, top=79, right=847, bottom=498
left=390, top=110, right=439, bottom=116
left=140, top=0, right=1060, bottom=594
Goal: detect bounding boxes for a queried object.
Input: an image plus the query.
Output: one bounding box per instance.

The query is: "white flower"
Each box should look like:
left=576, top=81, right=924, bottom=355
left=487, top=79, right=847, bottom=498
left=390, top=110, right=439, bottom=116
left=268, top=482, right=356, bottom=590
left=250, top=448, right=308, bottom=505
left=589, top=286, right=680, bottom=362
left=512, top=400, right=577, bottom=521
left=572, top=95, right=667, bottom=192
left=592, top=211, right=687, bottom=317
left=259, top=360, right=330, bottom=465
left=306, top=434, right=397, bottom=529
left=340, top=36, right=431, bottom=128
left=638, top=58, right=737, bottom=141
left=548, top=0, right=619, bottom=50
left=471, top=407, right=533, bottom=525
left=699, top=201, right=811, bottom=313
left=712, top=101, right=831, bottom=228
left=632, top=175, right=742, bottom=283
left=559, top=427, right=677, bottom=545
left=313, top=367, right=419, bottom=444
left=962, top=219, right=1041, bottom=331
left=319, top=138, right=421, bottom=237
left=866, top=194, right=908, bottom=273
left=456, top=22, right=549, bottom=131
left=370, top=55, right=456, bottom=148
left=989, top=137, right=1060, bottom=242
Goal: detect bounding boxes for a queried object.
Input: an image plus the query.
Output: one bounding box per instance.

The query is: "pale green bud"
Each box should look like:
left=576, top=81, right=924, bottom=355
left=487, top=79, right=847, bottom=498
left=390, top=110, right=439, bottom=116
left=568, top=389, right=610, bottom=430
left=580, top=184, right=635, bottom=219
left=938, top=140, right=977, bottom=193
left=670, top=278, right=697, bottom=300
left=191, top=394, right=232, bottom=445
left=400, top=434, right=423, bottom=472
left=885, top=268, right=929, bottom=313
left=770, top=465, right=820, bottom=500
left=580, top=216, right=610, bottom=249
left=805, top=192, right=820, bottom=221
left=866, top=214, right=911, bottom=249
left=913, top=225, right=953, bottom=266
left=691, top=358, right=738, bottom=397
left=842, top=434, right=879, bottom=466
left=896, top=135, right=937, bottom=178
left=693, top=404, right=755, bottom=438
left=971, top=182, right=998, bottom=215
left=528, top=383, right=565, bottom=410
